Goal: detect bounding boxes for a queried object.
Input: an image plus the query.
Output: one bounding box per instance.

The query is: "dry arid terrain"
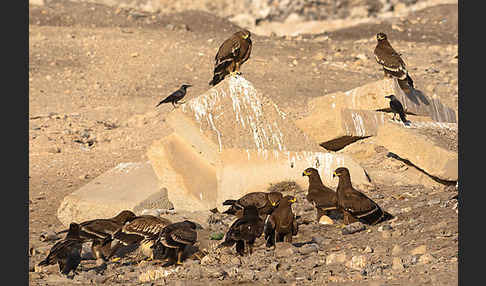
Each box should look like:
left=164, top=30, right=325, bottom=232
left=29, top=0, right=458, bottom=285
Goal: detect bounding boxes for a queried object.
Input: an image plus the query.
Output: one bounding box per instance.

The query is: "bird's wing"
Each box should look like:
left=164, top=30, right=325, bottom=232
left=292, top=216, right=299, bottom=236
left=80, top=224, right=114, bottom=240
left=169, top=228, right=197, bottom=245
left=263, top=215, right=276, bottom=237
left=390, top=99, right=405, bottom=113
left=123, top=216, right=171, bottom=238
left=307, top=188, right=337, bottom=210
left=47, top=239, right=81, bottom=260
left=341, top=188, right=381, bottom=217
left=374, top=44, right=407, bottom=73
left=238, top=192, right=268, bottom=209
left=214, top=37, right=241, bottom=67
left=236, top=38, right=252, bottom=65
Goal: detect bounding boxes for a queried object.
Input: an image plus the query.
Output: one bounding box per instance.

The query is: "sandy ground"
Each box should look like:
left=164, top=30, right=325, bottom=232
left=29, top=1, right=458, bottom=285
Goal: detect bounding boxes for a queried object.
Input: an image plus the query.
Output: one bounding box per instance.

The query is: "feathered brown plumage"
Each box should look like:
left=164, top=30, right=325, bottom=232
left=264, top=195, right=298, bottom=247
left=374, top=32, right=414, bottom=91
left=153, top=220, right=199, bottom=266
left=56, top=210, right=136, bottom=261
left=209, top=29, right=252, bottom=86
left=108, top=215, right=173, bottom=260
left=333, top=167, right=391, bottom=225
left=38, top=223, right=83, bottom=276
left=219, top=205, right=264, bottom=256
left=302, top=167, right=338, bottom=221
left=222, top=191, right=283, bottom=220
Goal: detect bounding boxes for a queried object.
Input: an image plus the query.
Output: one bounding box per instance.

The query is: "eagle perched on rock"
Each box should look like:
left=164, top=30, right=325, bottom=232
left=209, top=29, right=252, bottom=86
left=374, top=32, right=414, bottom=91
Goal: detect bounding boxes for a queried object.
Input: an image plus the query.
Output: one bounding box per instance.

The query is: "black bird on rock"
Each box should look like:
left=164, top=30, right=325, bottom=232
left=302, top=167, right=339, bottom=222
left=38, top=223, right=83, bottom=277
left=56, top=210, right=137, bottom=262
left=152, top=220, right=199, bottom=267
left=264, top=195, right=298, bottom=248
left=219, top=205, right=264, bottom=256
left=385, top=94, right=410, bottom=125
left=333, top=167, right=392, bottom=225
left=155, top=84, right=192, bottom=109
left=209, top=29, right=252, bottom=86
left=374, top=32, right=414, bottom=91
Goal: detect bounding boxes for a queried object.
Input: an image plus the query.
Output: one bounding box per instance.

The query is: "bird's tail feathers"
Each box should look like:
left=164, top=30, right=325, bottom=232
left=406, top=74, right=414, bottom=89
left=38, top=258, right=51, bottom=267
left=263, top=218, right=275, bottom=248
left=222, top=199, right=237, bottom=206
left=209, top=74, right=224, bottom=86
left=218, top=237, right=236, bottom=248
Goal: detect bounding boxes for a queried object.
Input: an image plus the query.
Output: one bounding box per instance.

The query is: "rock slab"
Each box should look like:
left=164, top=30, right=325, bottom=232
left=295, top=78, right=457, bottom=150
left=57, top=161, right=170, bottom=226
left=147, top=76, right=372, bottom=212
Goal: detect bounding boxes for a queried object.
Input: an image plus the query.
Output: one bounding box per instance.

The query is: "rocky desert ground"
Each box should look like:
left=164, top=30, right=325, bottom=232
left=29, top=0, right=459, bottom=285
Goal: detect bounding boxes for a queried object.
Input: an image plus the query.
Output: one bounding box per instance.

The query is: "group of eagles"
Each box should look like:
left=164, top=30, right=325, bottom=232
left=156, top=30, right=412, bottom=125
left=38, top=28, right=412, bottom=277
left=38, top=166, right=393, bottom=277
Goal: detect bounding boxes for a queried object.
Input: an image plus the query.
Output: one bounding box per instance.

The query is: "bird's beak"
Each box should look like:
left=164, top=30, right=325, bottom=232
left=302, top=170, right=309, bottom=176
left=333, top=172, right=338, bottom=178
left=289, top=198, right=296, bottom=203
left=271, top=201, right=277, bottom=207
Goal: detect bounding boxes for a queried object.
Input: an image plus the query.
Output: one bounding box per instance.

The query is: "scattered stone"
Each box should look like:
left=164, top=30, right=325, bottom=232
left=269, top=261, right=280, bottom=271
left=342, top=222, right=366, bottom=235
left=326, top=252, right=347, bottom=265
left=419, top=253, right=436, bottom=264
left=392, top=245, right=402, bottom=256
left=378, top=224, right=393, bottom=232
left=319, top=215, right=334, bottom=225
left=428, top=198, right=441, bottom=206
left=381, top=230, right=391, bottom=239
left=299, top=243, right=319, bottom=255
left=392, top=257, right=405, bottom=271
left=401, top=207, right=412, bottom=213
left=346, top=255, right=367, bottom=270
left=39, top=231, right=60, bottom=242
left=275, top=242, right=297, bottom=258
left=363, top=246, right=374, bottom=253
left=47, top=147, right=61, bottom=154
left=410, top=245, right=427, bottom=255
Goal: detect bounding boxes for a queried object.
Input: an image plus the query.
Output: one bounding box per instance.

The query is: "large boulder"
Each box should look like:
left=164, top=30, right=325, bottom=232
left=147, top=76, right=372, bottom=212
left=56, top=161, right=172, bottom=226
left=375, top=121, right=458, bottom=182
left=295, top=78, right=457, bottom=150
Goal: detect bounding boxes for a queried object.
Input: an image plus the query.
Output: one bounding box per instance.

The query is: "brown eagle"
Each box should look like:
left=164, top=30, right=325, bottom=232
left=333, top=167, right=392, bottom=225
left=56, top=210, right=136, bottom=262
left=38, top=223, right=83, bottom=277
left=209, top=29, right=252, bottom=86
left=374, top=32, right=414, bottom=90
left=264, top=195, right=299, bottom=247
left=302, top=167, right=339, bottom=222
left=222, top=191, right=283, bottom=220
